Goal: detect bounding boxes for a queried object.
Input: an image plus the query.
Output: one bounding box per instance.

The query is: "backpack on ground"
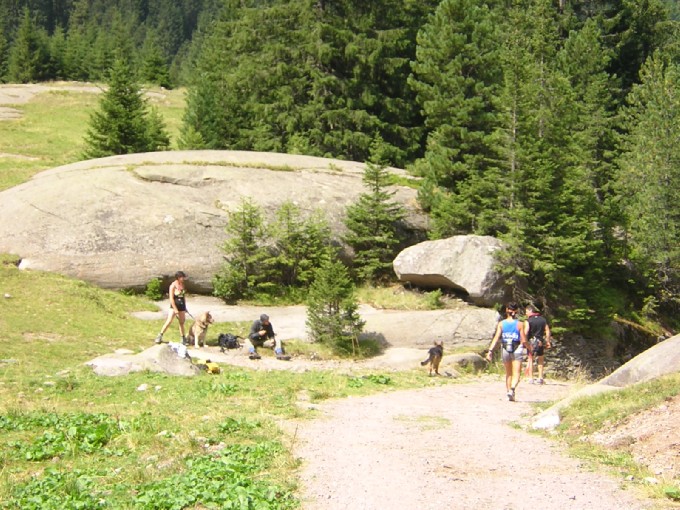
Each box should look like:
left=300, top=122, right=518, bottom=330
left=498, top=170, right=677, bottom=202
left=218, top=333, right=242, bottom=352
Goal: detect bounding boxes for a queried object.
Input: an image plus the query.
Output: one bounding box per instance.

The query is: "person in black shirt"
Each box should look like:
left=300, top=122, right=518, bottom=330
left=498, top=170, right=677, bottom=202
left=245, top=314, right=289, bottom=360
left=524, top=304, right=552, bottom=384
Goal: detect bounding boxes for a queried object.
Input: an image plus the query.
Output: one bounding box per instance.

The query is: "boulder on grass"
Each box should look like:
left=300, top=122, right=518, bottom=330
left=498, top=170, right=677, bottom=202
left=86, top=344, right=200, bottom=377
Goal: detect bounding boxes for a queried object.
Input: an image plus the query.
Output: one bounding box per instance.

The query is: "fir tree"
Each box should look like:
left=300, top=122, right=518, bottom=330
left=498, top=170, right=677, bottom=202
left=344, top=157, right=406, bottom=283
left=268, top=202, right=333, bottom=290
left=408, top=0, right=503, bottom=232
left=83, top=57, right=170, bottom=158
left=7, top=8, right=49, bottom=83
left=213, top=198, right=269, bottom=303
left=617, top=51, right=680, bottom=314
left=306, top=259, right=365, bottom=355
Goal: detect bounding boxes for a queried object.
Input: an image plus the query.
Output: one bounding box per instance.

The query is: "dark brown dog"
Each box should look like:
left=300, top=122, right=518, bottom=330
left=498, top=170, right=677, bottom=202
left=420, top=340, right=443, bottom=376
left=187, top=311, right=214, bottom=348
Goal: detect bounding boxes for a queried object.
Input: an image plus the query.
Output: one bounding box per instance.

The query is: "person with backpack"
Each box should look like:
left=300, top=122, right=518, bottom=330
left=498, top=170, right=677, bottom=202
left=485, top=302, right=529, bottom=401
left=524, top=304, right=552, bottom=384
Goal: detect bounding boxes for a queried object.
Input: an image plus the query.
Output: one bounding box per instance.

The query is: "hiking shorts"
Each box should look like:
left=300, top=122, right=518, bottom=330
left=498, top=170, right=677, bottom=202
left=502, top=345, right=526, bottom=363
left=171, top=296, right=187, bottom=312
left=530, top=338, right=545, bottom=357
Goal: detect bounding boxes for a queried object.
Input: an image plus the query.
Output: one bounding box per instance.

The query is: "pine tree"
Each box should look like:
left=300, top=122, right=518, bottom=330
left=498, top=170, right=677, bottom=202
left=268, top=202, right=333, bottom=290
left=212, top=198, right=269, bottom=303
left=306, top=258, right=365, bottom=355
left=617, top=51, right=680, bottom=314
left=7, top=8, right=50, bottom=83
left=83, top=57, right=170, bottom=158
left=408, top=0, right=503, bottom=236
left=344, top=158, right=406, bottom=282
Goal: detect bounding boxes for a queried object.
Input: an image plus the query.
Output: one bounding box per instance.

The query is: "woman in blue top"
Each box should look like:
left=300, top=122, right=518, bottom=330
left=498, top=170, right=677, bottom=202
left=485, top=302, right=528, bottom=401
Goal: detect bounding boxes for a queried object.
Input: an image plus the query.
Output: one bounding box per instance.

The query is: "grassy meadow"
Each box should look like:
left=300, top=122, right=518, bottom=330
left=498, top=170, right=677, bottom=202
left=1, top=84, right=680, bottom=508
left=0, top=83, right=186, bottom=191
left=0, top=259, right=455, bottom=509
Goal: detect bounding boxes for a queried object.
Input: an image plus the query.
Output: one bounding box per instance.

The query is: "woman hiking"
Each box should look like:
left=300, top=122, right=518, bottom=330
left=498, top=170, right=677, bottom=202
left=486, top=302, right=529, bottom=401
left=154, top=271, right=188, bottom=345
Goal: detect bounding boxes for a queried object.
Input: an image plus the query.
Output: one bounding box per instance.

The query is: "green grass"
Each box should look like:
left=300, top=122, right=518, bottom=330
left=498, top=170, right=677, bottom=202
left=0, top=85, right=186, bottom=191
left=554, top=374, right=680, bottom=503
left=0, top=261, right=456, bottom=508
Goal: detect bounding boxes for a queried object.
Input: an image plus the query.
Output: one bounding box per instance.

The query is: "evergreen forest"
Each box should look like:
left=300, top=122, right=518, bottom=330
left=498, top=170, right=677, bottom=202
left=1, top=0, right=679, bottom=334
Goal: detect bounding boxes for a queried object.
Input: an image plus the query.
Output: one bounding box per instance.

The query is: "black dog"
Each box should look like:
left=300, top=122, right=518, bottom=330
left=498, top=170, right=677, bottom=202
left=420, top=340, right=443, bottom=376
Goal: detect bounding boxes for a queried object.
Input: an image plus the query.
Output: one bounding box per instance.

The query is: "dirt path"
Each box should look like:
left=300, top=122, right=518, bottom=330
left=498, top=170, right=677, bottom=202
left=291, top=379, right=658, bottom=510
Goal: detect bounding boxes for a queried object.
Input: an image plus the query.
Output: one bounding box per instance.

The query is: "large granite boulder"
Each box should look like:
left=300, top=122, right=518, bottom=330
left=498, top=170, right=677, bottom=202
left=533, top=334, right=680, bottom=430
left=393, top=235, right=512, bottom=307
left=0, top=151, right=427, bottom=292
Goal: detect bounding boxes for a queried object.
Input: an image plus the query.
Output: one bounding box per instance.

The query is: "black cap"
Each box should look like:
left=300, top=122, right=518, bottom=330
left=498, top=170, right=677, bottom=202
left=260, top=314, right=269, bottom=322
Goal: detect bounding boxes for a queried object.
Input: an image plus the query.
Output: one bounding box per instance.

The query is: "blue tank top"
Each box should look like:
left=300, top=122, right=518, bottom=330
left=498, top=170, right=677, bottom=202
left=501, top=319, right=521, bottom=352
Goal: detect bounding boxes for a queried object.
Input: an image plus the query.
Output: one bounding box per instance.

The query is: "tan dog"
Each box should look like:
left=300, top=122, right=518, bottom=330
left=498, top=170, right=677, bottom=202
left=420, top=340, right=443, bottom=376
left=187, top=311, right=214, bottom=348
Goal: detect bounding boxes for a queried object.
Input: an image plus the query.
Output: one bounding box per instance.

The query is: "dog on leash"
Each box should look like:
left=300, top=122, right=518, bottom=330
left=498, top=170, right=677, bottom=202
left=420, top=340, right=443, bottom=376
left=187, top=311, right=214, bottom=348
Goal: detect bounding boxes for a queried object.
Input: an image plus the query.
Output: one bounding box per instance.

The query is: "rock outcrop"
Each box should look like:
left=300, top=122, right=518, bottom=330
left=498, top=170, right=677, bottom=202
left=533, top=333, right=680, bottom=429
left=393, top=235, right=513, bottom=306
left=0, top=150, right=427, bottom=292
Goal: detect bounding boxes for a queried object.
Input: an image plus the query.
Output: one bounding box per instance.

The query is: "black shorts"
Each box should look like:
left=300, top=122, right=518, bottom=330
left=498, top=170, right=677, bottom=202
left=171, top=296, right=187, bottom=312
left=530, top=339, right=545, bottom=357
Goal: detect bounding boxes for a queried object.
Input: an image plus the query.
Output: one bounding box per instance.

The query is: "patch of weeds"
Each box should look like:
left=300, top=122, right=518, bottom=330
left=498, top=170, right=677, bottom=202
left=664, top=486, right=680, bottom=501
left=309, top=389, right=334, bottom=402
left=347, top=374, right=392, bottom=388
left=5, top=468, right=108, bottom=510
left=145, top=277, right=163, bottom=301
left=0, top=253, right=20, bottom=267
left=132, top=442, right=297, bottom=510
left=424, top=289, right=444, bottom=309
left=210, top=381, right=238, bottom=396
left=54, top=376, right=79, bottom=392
left=5, top=412, right=126, bottom=461
left=218, top=416, right=262, bottom=435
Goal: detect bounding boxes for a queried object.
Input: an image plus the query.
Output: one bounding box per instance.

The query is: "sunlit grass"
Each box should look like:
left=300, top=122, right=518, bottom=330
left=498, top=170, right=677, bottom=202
left=0, top=84, right=186, bottom=191
left=0, top=261, right=460, bottom=507
left=554, top=374, right=680, bottom=502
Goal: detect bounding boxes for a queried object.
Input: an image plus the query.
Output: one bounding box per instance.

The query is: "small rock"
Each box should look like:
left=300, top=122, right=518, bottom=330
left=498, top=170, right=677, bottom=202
left=137, top=383, right=149, bottom=391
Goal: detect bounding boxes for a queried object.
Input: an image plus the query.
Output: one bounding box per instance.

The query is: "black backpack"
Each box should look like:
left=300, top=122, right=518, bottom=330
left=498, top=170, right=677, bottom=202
left=218, top=333, right=242, bottom=352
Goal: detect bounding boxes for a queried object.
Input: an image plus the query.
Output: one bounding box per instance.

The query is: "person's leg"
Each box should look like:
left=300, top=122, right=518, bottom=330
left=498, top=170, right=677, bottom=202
left=244, top=337, right=261, bottom=358
left=155, top=310, right=176, bottom=343
left=503, top=360, right=513, bottom=391
left=525, top=352, right=534, bottom=380
left=177, top=311, right=186, bottom=342
left=510, top=359, right=523, bottom=390
left=263, top=337, right=288, bottom=358
left=536, top=355, right=545, bottom=382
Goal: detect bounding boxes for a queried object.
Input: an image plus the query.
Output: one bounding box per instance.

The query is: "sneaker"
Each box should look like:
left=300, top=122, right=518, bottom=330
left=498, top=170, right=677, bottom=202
left=537, top=378, right=545, bottom=385
left=276, top=354, right=291, bottom=361
left=154, top=334, right=163, bottom=344
left=507, top=389, right=515, bottom=402
left=181, top=336, right=188, bottom=345
left=249, top=352, right=261, bottom=360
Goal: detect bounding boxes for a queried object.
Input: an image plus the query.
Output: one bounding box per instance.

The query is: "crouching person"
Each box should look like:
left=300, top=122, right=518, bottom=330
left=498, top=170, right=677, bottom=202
left=245, top=314, right=289, bottom=360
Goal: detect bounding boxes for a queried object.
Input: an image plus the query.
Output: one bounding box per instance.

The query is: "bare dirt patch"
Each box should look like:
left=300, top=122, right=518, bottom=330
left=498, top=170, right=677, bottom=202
left=127, top=298, right=680, bottom=509
left=590, top=396, right=680, bottom=483
left=291, top=380, right=665, bottom=510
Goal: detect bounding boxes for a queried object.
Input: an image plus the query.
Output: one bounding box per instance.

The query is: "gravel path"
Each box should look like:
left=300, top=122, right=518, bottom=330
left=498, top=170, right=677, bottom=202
left=292, top=379, right=658, bottom=510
